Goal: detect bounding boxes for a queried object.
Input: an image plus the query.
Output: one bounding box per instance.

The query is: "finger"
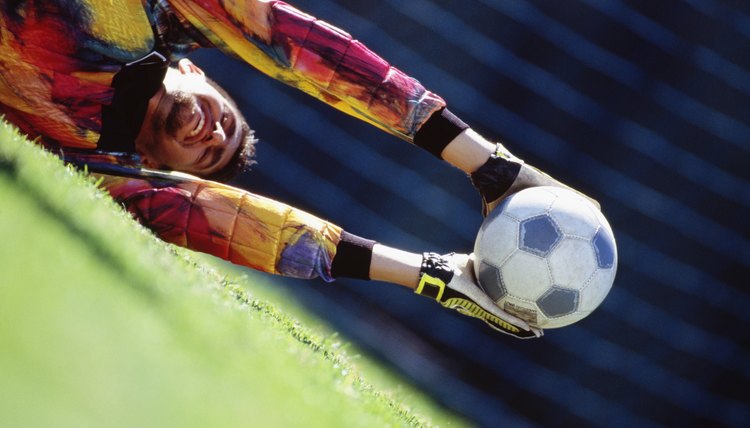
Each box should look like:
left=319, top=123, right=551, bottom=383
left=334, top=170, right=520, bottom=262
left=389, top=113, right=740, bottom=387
left=177, top=58, right=206, bottom=76
left=177, top=58, right=192, bottom=74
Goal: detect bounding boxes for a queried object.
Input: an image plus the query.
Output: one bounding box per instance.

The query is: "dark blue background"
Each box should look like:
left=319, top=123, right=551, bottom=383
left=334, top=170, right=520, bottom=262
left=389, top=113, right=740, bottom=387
left=191, top=1, right=750, bottom=426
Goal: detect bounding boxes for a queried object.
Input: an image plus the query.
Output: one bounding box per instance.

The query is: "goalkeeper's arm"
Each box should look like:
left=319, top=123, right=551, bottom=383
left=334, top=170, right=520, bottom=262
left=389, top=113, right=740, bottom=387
left=78, top=160, right=537, bottom=337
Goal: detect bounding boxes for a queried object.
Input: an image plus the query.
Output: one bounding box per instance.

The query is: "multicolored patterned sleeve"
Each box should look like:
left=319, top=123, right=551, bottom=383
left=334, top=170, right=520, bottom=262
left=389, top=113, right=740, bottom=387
left=164, top=0, right=446, bottom=141
left=91, top=165, right=343, bottom=281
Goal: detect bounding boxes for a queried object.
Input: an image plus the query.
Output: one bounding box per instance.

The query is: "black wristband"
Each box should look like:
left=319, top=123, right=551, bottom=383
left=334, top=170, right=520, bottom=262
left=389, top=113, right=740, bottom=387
left=330, top=231, right=376, bottom=280
left=413, top=108, right=469, bottom=158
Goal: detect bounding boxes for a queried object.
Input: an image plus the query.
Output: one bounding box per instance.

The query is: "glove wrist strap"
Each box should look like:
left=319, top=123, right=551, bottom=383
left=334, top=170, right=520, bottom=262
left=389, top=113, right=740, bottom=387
left=416, top=253, right=454, bottom=301
left=470, top=143, right=524, bottom=212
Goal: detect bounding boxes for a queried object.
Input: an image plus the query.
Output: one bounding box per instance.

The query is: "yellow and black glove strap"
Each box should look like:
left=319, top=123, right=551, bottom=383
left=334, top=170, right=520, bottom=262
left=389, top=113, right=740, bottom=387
left=416, top=253, right=537, bottom=339
left=415, top=252, right=454, bottom=300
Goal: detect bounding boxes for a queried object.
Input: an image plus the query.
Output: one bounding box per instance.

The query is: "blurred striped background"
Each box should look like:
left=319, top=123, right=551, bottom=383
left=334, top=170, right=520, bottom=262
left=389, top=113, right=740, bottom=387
left=192, top=1, right=750, bottom=426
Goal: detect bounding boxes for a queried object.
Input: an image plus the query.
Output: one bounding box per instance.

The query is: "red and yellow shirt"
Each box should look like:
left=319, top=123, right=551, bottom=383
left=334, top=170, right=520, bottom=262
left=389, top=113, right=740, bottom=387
left=0, top=0, right=446, bottom=280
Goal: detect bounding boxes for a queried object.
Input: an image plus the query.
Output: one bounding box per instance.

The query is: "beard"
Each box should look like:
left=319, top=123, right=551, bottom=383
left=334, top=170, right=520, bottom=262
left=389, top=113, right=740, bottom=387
left=162, top=90, right=198, bottom=139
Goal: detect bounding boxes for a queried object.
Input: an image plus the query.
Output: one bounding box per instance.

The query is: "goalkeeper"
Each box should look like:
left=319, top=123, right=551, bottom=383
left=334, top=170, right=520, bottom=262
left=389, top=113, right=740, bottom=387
left=0, top=1, right=595, bottom=338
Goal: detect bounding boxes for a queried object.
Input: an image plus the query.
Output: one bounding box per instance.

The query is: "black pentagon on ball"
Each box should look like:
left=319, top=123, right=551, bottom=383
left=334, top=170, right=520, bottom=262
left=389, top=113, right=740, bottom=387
left=519, top=215, right=562, bottom=257
left=536, top=286, right=579, bottom=317
left=593, top=229, right=615, bottom=269
left=477, top=260, right=507, bottom=301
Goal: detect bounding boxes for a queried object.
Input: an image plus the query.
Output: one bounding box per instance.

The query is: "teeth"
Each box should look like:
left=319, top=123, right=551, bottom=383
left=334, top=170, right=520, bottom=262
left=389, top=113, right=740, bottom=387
left=188, top=110, right=205, bottom=137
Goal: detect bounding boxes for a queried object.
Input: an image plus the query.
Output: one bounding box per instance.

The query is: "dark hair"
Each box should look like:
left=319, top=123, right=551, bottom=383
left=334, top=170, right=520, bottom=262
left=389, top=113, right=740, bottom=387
left=202, top=75, right=258, bottom=182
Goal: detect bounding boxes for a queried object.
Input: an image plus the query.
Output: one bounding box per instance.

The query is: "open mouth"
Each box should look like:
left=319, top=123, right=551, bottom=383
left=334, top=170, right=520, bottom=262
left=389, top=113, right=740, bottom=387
left=184, top=101, right=212, bottom=144
left=187, top=108, right=205, bottom=139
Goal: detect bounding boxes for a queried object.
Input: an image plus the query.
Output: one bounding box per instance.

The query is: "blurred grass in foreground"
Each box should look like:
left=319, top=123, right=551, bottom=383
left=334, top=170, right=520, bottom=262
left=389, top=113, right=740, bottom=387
left=0, top=120, right=466, bottom=428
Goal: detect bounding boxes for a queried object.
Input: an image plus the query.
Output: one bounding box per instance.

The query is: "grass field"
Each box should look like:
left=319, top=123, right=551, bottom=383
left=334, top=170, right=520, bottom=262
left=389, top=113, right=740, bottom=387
left=0, top=120, right=466, bottom=428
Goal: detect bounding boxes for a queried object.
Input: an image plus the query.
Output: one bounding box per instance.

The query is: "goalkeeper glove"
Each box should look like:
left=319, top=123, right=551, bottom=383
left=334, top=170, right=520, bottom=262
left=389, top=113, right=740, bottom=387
left=415, top=252, right=542, bottom=339
left=470, top=143, right=600, bottom=216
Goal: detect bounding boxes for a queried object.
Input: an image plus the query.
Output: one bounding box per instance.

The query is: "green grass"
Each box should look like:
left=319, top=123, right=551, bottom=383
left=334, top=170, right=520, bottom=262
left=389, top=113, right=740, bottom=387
left=0, top=121, right=467, bottom=428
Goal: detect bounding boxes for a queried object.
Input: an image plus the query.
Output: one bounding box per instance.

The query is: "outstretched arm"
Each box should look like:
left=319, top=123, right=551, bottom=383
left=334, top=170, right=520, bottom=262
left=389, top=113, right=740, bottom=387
left=164, top=0, right=445, bottom=142
left=162, top=0, right=597, bottom=213
left=70, top=157, right=537, bottom=337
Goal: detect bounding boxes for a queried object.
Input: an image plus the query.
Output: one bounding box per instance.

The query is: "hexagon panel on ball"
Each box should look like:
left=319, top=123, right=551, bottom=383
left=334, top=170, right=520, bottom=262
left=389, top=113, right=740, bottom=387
left=500, top=251, right=553, bottom=300
left=547, top=238, right=599, bottom=288
left=519, top=214, right=563, bottom=257
left=476, top=260, right=507, bottom=302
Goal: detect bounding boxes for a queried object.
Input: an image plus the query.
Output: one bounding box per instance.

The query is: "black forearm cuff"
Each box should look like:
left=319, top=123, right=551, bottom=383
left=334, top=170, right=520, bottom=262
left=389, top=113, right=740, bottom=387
left=331, top=231, right=376, bottom=280
left=413, top=108, right=469, bottom=158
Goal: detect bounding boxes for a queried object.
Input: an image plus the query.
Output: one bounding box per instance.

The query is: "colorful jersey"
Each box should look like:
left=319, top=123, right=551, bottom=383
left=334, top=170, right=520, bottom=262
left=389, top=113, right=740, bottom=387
left=0, top=0, right=445, bottom=147
left=1, top=0, right=446, bottom=279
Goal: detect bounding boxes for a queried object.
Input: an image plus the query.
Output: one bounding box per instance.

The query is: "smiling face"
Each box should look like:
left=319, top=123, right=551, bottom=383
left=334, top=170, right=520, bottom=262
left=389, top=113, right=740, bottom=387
left=135, top=59, right=251, bottom=177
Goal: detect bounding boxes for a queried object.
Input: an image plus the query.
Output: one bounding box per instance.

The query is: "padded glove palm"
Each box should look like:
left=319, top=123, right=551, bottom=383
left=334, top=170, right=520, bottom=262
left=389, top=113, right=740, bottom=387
left=415, top=252, right=542, bottom=339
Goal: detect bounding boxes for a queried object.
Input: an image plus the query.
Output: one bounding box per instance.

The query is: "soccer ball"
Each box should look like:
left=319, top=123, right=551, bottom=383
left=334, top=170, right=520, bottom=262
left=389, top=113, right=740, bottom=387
left=473, top=186, right=617, bottom=329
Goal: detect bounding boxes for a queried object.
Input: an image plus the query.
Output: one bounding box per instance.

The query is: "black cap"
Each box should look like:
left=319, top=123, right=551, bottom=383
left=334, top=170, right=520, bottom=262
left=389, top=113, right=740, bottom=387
left=98, top=51, right=169, bottom=153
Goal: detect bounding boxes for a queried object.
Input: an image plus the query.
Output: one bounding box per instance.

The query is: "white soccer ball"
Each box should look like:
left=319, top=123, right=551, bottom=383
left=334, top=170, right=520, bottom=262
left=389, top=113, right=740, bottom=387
left=473, top=186, right=617, bottom=329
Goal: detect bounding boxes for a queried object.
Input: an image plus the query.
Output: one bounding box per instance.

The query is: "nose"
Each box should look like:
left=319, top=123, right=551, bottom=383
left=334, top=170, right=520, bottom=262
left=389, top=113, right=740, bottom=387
left=206, top=120, right=226, bottom=146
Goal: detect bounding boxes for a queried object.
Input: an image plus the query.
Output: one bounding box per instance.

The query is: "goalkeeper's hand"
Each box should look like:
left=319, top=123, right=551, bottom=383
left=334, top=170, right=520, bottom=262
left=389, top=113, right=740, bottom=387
left=469, top=143, right=600, bottom=216
left=415, top=252, right=543, bottom=339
